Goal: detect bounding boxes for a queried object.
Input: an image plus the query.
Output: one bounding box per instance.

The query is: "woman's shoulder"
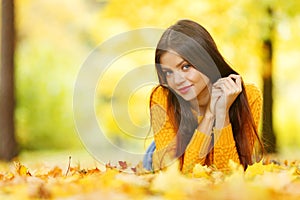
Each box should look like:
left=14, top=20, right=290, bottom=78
left=150, top=85, right=169, bottom=106
left=244, top=83, right=262, bottom=105
left=244, top=83, right=261, bottom=93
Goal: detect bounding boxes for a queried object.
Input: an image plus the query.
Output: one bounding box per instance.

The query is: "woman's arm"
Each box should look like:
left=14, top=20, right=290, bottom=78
left=213, top=83, right=262, bottom=171
left=181, top=113, right=214, bottom=173
left=150, top=86, right=212, bottom=171
left=213, top=125, right=240, bottom=171
left=150, top=87, right=176, bottom=150
left=243, top=84, right=263, bottom=154
left=150, top=86, right=177, bottom=170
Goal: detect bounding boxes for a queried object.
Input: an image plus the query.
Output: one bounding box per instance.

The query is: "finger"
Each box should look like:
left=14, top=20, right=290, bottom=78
left=211, top=87, right=223, bottom=100
left=228, top=74, right=241, bottom=80
left=223, top=78, right=239, bottom=93
left=214, top=77, right=241, bottom=94
left=213, top=77, right=227, bottom=86
left=224, top=77, right=237, bottom=91
left=229, top=74, right=242, bottom=90
left=211, top=87, right=223, bottom=96
left=212, top=85, right=223, bottom=91
left=214, top=81, right=230, bottom=94
left=214, top=76, right=235, bottom=86
left=213, top=77, right=234, bottom=89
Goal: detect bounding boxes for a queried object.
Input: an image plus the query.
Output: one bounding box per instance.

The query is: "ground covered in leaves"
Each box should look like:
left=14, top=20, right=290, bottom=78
left=1, top=152, right=300, bottom=199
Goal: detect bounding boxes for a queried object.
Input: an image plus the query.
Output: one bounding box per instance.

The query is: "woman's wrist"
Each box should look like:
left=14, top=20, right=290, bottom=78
left=215, top=111, right=230, bottom=130
left=196, top=113, right=215, bottom=136
left=203, top=112, right=214, bottom=121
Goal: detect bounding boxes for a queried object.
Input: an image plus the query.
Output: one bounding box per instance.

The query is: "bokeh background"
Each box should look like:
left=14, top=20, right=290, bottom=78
left=1, top=0, right=300, bottom=161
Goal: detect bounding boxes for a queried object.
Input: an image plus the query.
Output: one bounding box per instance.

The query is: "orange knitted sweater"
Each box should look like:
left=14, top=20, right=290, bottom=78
left=150, top=84, right=262, bottom=174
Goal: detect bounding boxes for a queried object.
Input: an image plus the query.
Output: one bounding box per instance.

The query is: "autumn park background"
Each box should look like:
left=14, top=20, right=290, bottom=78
left=1, top=0, right=300, bottom=199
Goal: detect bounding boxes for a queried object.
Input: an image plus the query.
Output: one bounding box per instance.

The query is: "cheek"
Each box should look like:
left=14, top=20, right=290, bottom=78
left=192, top=73, right=210, bottom=91
left=191, top=70, right=210, bottom=85
left=166, top=77, right=175, bottom=88
left=188, top=70, right=203, bottom=83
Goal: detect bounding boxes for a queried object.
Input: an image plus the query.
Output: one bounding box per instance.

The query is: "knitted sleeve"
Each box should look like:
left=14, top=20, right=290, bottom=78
left=182, top=120, right=239, bottom=173
left=150, top=86, right=176, bottom=151
left=182, top=129, right=212, bottom=173
left=246, top=84, right=262, bottom=132
left=244, top=84, right=263, bottom=154
left=150, top=86, right=176, bottom=170
left=212, top=84, right=262, bottom=171
left=212, top=124, right=240, bottom=171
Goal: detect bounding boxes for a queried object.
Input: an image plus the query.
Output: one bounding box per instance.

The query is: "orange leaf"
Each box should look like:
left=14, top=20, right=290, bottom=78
left=48, top=166, right=62, bottom=178
left=87, top=167, right=101, bottom=174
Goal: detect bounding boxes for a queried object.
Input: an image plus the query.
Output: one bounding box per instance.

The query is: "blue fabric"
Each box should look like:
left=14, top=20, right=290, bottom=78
left=143, top=141, right=156, bottom=171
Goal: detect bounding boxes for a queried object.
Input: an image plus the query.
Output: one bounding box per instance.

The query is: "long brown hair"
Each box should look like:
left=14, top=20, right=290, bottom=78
left=154, top=19, right=263, bottom=169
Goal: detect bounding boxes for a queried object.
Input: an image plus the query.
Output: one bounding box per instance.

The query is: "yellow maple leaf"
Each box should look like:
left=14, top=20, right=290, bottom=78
left=245, top=161, right=265, bottom=180
left=15, top=162, right=31, bottom=176
left=245, top=161, right=281, bottom=180
left=192, top=164, right=212, bottom=179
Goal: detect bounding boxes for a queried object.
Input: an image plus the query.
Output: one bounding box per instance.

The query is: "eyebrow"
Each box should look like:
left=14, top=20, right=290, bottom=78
left=161, top=59, right=186, bottom=70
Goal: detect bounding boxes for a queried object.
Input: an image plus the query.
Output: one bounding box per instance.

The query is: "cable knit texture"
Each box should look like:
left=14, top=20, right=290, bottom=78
left=150, top=84, right=262, bottom=174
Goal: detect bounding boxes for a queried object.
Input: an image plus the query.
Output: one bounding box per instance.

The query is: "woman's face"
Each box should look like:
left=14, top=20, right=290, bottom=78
left=160, top=51, right=211, bottom=101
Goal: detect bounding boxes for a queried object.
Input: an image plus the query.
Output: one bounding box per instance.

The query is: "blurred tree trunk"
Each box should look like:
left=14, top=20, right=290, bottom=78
left=0, top=0, right=18, bottom=160
left=262, top=6, right=277, bottom=153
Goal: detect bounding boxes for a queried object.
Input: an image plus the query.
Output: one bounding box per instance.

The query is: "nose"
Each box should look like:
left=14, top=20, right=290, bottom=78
left=173, top=71, right=185, bottom=85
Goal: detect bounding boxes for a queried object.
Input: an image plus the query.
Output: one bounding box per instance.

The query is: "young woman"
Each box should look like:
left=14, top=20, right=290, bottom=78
left=143, top=19, right=264, bottom=174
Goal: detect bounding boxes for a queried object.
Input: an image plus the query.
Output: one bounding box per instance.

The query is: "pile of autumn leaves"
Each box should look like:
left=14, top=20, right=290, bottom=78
left=1, top=157, right=300, bottom=199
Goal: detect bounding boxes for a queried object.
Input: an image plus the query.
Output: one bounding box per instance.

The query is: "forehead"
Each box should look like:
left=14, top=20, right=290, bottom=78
left=160, top=51, right=185, bottom=69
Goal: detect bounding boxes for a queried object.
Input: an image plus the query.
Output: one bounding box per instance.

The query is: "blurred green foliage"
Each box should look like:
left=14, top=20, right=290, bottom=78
left=14, top=0, right=98, bottom=150
left=12, top=0, right=300, bottom=152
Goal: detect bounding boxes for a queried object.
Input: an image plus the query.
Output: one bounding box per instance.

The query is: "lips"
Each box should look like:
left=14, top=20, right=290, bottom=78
left=178, top=85, right=192, bottom=94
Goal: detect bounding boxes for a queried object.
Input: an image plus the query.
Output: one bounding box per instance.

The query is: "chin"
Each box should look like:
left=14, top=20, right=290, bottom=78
left=182, top=95, right=197, bottom=102
left=175, top=90, right=198, bottom=102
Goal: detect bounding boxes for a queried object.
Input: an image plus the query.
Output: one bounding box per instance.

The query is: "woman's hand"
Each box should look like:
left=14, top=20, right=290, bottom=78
left=213, top=74, right=242, bottom=112
left=211, top=74, right=242, bottom=129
